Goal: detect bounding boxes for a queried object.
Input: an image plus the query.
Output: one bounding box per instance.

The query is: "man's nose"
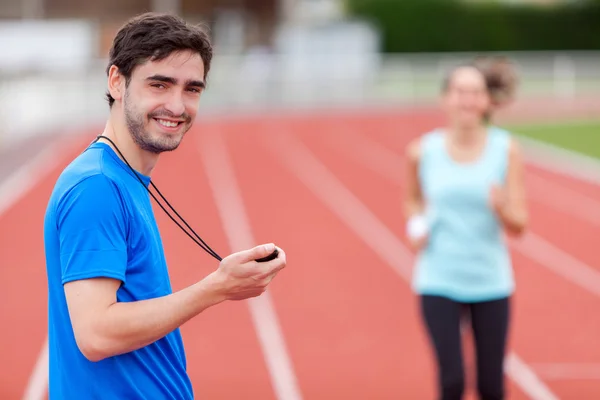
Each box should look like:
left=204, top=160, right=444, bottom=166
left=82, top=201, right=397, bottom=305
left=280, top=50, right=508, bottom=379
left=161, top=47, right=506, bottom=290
left=164, top=92, right=186, bottom=116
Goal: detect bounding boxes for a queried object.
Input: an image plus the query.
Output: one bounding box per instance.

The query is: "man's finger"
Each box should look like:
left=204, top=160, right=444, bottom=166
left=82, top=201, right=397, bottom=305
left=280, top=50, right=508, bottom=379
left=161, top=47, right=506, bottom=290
left=256, top=248, right=287, bottom=276
left=236, top=243, right=277, bottom=263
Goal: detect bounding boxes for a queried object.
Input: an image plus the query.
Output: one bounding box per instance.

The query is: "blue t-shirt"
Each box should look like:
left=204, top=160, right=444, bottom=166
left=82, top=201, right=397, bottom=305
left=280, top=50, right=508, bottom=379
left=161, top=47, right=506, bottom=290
left=43, top=140, right=194, bottom=399
left=411, top=126, right=515, bottom=303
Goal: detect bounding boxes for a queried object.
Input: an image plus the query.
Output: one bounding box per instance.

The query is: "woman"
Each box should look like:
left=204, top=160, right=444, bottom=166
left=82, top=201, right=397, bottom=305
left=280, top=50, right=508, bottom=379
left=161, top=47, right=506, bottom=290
left=404, top=57, right=528, bottom=400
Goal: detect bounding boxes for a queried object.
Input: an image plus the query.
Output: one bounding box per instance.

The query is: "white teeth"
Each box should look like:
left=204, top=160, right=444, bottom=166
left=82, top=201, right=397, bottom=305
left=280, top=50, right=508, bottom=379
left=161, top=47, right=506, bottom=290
left=157, top=119, right=178, bottom=128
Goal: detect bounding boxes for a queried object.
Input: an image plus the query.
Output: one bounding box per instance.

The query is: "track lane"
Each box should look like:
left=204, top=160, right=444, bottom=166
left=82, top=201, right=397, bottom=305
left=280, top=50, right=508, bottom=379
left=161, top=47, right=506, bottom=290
left=4, top=110, right=599, bottom=400
left=0, top=133, right=95, bottom=400
left=523, top=164, right=600, bottom=200
left=323, top=118, right=600, bottom=399
left=149, top=123, right=278, bottom=400
left=223, top=117, right=437, bottom=399
left=293, top=119, right=539, bottom=400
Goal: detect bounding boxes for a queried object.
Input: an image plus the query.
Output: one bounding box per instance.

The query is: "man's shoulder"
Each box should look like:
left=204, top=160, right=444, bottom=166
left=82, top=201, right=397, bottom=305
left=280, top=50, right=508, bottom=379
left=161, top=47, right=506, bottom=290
left=50, top=145, right=127, bottom=212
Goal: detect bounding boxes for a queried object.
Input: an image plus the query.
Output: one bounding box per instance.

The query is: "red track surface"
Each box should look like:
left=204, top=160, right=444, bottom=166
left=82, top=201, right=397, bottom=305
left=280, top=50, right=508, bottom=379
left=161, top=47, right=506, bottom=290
left=1, top=110, right=599, bottom=399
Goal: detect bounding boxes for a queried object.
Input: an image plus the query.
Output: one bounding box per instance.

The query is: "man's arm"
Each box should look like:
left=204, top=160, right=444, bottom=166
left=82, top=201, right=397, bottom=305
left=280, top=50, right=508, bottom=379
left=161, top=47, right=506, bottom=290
left=64, top=243, right=283, bottom=362
left=64, top=276, right=221, bottom=361
left=58, top=175, right=286, bottom=362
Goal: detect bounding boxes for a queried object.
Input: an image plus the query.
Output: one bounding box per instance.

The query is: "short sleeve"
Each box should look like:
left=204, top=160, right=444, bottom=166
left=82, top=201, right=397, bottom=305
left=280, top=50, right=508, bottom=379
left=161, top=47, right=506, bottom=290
left=57, top=174, right=129, bottom=285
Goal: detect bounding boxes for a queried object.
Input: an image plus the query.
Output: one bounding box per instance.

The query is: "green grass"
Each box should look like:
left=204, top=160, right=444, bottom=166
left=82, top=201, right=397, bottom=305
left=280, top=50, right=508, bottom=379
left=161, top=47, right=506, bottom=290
left=505, top=119, right=600, bottom=159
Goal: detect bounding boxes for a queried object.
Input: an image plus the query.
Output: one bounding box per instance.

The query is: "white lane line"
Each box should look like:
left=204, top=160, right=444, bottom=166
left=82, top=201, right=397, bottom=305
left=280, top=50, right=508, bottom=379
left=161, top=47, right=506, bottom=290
left=509, top=233, right=600, bottom=298
left=322, top=130, right=403, bottom=184
left=263, top=130, right=559, bottom=400
left=270, top=132, right=412, bottom=281
left=516, top=135, right=600, bottom=187
left=22, top=337, right=49, bottom=400
left=11, top=137, right=88, bottom=400
left=529, top=363, right=600, bottom=380
left=327, top=127, right=600, bottom=227
left=0, top=140, right=65, bottom=217
left=524, top=173, right=600, bottom=227
left=198, top=129, right=303, bottom=400
left=504, top=354, right=560, bottom=400
left=327, top=128, right=600, bottom=299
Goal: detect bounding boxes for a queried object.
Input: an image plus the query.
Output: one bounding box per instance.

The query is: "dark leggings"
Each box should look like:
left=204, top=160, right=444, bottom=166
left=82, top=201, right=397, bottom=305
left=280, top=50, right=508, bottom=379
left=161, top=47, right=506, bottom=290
left=420, top=295, right=510, bottom=400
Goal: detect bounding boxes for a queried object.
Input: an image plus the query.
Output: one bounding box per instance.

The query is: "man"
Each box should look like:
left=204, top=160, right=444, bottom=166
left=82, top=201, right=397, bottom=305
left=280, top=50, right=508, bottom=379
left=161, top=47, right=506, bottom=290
left=43, top=12, right=286, bottom=399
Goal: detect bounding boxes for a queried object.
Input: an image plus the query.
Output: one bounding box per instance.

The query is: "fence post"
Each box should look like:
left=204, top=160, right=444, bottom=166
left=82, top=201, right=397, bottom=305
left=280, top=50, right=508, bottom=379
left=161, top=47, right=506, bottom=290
left=553, top=54, right=576, bottom=101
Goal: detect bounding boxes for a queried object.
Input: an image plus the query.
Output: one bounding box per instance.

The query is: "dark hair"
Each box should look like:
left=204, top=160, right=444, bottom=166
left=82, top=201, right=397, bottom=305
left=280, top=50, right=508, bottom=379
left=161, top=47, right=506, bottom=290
left=442, top=56, right=519, bottom=122
left=105, top=12, right=213, bottom=107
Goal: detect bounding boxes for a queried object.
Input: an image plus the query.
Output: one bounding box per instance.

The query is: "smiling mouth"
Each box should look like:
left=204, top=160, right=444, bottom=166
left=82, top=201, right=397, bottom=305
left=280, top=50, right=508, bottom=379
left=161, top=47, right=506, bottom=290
left=153, top=118, right=183, bottom=129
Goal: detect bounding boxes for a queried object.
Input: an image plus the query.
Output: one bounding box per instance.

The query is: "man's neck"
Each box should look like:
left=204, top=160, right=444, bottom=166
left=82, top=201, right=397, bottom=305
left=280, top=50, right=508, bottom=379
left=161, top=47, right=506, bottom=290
left=99, top=114, right=160, bottom=177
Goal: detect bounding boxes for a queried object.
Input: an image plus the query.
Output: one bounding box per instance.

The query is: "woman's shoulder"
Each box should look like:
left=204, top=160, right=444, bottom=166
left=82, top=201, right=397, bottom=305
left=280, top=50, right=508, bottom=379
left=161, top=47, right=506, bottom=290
left=489, top=125, right=514, bottom=141
left=488, top=125, right=522, bottom=158
left=406, top=129, right=443, bottom=161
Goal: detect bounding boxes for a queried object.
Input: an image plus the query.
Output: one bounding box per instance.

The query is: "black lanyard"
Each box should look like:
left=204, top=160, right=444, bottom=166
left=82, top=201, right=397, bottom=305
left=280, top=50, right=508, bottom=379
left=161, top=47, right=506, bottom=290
left=93, top=135, right=223, bottom=262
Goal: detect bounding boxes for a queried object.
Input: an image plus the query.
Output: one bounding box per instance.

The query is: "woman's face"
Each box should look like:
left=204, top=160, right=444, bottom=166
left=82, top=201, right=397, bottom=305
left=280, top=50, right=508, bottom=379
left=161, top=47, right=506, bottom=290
left=442, top=66, right=491, bottom=128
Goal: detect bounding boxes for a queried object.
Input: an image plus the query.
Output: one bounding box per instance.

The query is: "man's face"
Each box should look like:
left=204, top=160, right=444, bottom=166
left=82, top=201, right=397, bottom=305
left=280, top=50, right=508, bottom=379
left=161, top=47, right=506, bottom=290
left=120, top=50, right=205, bottom=153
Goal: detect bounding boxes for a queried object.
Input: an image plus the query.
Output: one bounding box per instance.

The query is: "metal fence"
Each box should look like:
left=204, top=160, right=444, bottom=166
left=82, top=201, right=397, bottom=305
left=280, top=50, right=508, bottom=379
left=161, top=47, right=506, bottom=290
left=1, top=50, right=599, bottom=148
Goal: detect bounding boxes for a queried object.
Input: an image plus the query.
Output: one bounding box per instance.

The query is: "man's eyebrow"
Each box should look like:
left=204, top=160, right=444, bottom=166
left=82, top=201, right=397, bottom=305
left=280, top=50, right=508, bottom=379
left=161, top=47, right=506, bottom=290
left=186, top=79, right=205, bottom=89
left=146, top=75, right=205, bottom=88
left=146, top=74, right=177, bottom=85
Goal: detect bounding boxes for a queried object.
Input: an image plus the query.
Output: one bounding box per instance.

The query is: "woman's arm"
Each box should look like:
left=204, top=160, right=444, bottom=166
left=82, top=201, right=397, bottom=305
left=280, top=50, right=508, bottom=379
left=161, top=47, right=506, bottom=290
left=405, top=138, right=424, bottom=217
left=491, top=138, right=529, bottom=236
left=404, top=137, right=428, bottom=250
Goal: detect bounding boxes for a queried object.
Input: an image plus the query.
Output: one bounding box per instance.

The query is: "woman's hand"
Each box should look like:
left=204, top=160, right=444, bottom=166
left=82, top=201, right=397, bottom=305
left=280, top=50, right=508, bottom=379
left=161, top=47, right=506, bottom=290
left=406, top=214, right=429, bottom=252
left=489, top=139, right=528, bottom=236
left=489, top=184, right=508, bottom=217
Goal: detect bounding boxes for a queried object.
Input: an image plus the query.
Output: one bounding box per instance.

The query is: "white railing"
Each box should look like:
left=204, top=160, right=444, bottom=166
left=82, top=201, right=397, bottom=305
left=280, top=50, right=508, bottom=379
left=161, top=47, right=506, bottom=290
left=204, top=50, right=600, bottom=108
left=1, top=50, right=599, bottom=149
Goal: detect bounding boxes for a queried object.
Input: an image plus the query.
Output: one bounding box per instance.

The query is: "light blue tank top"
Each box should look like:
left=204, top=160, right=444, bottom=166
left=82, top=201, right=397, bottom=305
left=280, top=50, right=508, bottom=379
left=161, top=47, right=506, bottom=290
left=412, top=126, right=515, bottom=303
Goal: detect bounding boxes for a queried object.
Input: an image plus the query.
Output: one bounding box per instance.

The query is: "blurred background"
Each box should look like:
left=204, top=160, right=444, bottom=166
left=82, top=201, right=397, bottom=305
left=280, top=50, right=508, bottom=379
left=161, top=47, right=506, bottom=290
left=1, top=0, right=600, bottom=146
left=2, top=0, right=600, bottom=399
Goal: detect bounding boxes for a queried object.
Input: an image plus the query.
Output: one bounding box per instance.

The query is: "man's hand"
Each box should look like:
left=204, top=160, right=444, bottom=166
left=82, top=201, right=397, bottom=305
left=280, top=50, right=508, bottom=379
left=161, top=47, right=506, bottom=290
left=209, top=243, right=287, bottom=301
left=63, top=243, right=287, bottom=362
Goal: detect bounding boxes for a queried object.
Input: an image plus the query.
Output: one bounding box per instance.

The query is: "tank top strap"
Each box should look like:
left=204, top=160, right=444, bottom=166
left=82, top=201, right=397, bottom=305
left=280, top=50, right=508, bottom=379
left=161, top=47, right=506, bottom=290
left=484, top=126, right=512, bottom=183
left=418, top=129, right=444, bottom=167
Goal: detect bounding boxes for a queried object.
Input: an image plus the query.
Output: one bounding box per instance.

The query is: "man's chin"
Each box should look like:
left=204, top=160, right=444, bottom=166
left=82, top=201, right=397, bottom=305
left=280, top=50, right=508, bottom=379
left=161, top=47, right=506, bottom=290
left=149, top=140, right=182, bottom=153
left=136, top=135, right=183, bottom=154
left=147, top=130, right=188, bottom=153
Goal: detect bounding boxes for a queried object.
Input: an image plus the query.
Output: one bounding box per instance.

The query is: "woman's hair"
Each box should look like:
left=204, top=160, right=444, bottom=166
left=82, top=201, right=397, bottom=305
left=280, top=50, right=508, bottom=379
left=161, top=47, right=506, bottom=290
left=442, top=56, right=519, bottom=122
left=472, top=56, right=519, bottom=108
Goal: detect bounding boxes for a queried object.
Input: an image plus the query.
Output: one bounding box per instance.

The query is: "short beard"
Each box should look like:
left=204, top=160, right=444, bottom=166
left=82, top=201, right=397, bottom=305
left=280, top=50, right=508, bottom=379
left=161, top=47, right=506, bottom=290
left=123, top=89, right=190, bottom=154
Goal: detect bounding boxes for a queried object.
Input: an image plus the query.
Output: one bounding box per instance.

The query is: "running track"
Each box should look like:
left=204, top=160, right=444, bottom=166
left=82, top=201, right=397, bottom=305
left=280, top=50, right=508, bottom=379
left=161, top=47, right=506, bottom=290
left=1, top=109, right=599, bottom=399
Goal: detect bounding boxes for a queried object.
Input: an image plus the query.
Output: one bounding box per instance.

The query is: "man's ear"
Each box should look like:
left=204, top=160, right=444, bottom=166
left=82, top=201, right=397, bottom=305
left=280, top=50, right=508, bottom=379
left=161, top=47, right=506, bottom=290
left=107, top=65, right=125, bottom=103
